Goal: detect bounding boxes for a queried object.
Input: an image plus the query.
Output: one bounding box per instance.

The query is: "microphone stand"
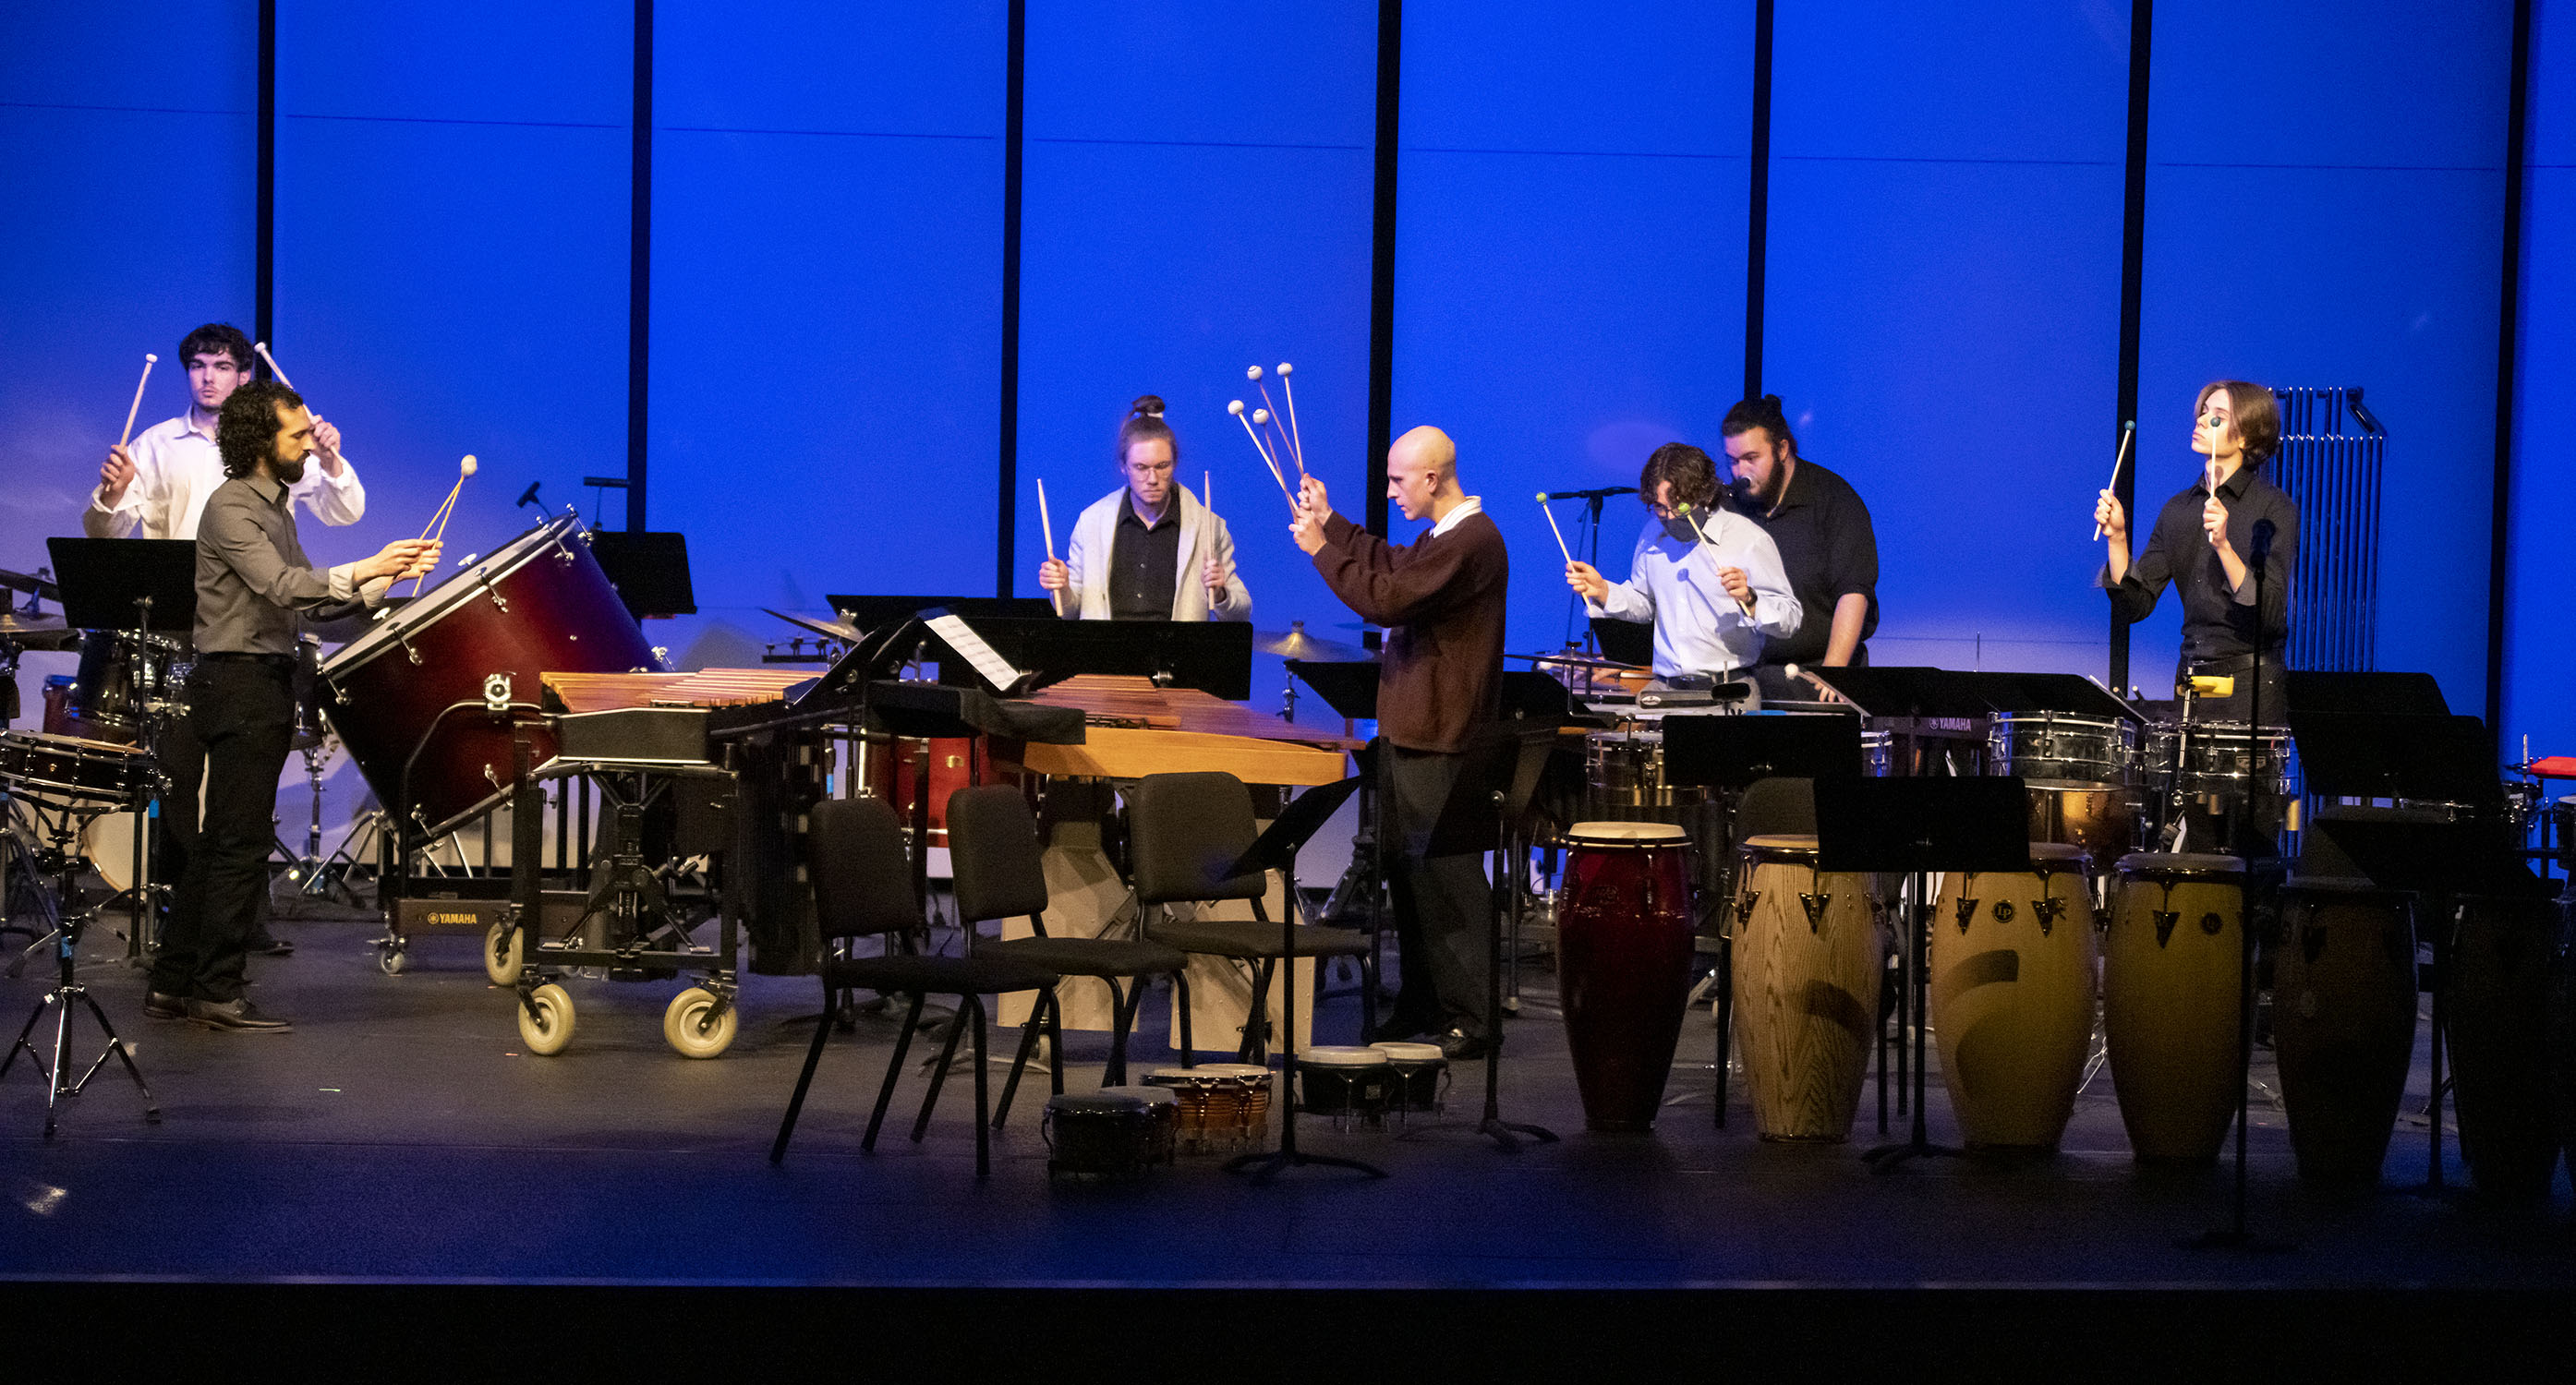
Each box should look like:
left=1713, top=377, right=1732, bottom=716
left=2188, top=516, right=2289, bottom=1252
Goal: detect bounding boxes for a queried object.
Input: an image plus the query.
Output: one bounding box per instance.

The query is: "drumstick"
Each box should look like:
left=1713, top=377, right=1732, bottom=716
left=1276, top=362, right=1307, bottom=479
left=2091, top=422, right=2133, bottom=541
left=1036, top=476, right=1064, bottom=616
left=1539, top=495, right=1574, bottom=565
left=252, top=341, right=296, bottom=391
left=1681, top=506, right=1756, bottom=617
left=1203, top=470, right=1212, bottom=514
left=1228, top=401, right=1297, bottom=508
left=117, top=355, right=157, bottom=448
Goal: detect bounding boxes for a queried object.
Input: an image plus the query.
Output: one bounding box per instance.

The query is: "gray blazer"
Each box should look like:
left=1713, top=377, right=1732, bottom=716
left=1059, top=485, right=1252, bottom=621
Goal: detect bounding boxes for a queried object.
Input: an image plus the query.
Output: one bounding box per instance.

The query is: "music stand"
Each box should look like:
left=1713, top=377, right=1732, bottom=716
left=1813, top=776, right=2029, bottom=1172
left=1287, top=660, right=1391, bottom=989
left=588, top=531, right=696, bottom=619
left=48, top=537, right=192, bottom=961
left=1221, top=774, right=1382, bottom=1182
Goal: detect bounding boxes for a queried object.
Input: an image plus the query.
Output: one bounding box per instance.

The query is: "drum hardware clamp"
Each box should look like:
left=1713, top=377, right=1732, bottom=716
left=1798, top=893, right=1831, bottom=933
left=482, top=673, right=514, bottom=714
left=475, top=571, right=509, bottom=612
left=393, top=623, right=421, bottom=666
left=1953, top=896, right=1979, bottom=932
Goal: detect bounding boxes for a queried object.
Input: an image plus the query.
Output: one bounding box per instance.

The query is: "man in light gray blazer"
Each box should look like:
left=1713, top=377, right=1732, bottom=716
left=1038, top=394, right=1252, bottom=621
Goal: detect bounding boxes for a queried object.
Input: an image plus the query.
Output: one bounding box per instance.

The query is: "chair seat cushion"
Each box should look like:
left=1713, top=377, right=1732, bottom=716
left=825, top=952, right=1060, bottom=996
left=984, top=937, right=1188, bottom=978
left=1148, top=920, right=1373, bottom=960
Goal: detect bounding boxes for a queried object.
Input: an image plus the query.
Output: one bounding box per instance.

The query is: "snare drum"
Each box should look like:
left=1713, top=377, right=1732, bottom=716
left=320, top=512, right=657, bottom=835
left=0, top=730, right=151, bottom=805
left=2103, top=851, right=2245, bottom=1162
left=1143, top=1063, right=1273, bottom=1153
left=2272, top=876, right=2416, bottom=1187
left=1557, top=820, right=1699, bottom=1132
left=1731, top=834, right=1889, bottom=1142
left=1585, top=729, right=1704, bottom=813
left=1930, top=842, right=2098, bottom=1152
left=1298, top=1046, right=1396, bottom=1127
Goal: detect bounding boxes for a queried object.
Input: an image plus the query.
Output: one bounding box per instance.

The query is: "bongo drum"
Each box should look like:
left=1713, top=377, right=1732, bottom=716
left=2103, top=851, right=2245, bottom=1162
left=1371, top=1041, right=1449, bottom=1119
left=2272, top=876, right=2416, bottom=1186
left=1929, top=842, right=2097, bottom=1152
left=1041, top=1090, right=1167, bottom=1178
left=1298, top=1046, right=1396, bottom=1128
left=1732, top=834, right=1888, bottom=1142
left=1555, top=821, right=1698, bottom=1132
left=1143, top=1063, right=1272, bottom=1154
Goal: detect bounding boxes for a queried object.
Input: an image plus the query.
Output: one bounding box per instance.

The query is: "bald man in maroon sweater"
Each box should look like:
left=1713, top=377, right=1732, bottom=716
left=1292, top=426, right=1509, bottom=1058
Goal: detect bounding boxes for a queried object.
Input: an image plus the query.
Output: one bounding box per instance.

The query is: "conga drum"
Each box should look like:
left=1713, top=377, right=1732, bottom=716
left=1930, top=842, right=2097, bottom=1152
left=1555, top=821, right=1698, bottom=1132
left=1732, top=834, right=1887, bottom=1142
left=2272, top=876, right=2417, bottom=1186
left=2448, top=893, right=2559, bottom=1199
left=2103, top=851, right=2245, bottom=1162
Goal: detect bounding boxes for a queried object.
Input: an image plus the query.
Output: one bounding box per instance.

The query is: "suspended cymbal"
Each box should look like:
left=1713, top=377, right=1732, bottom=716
left=763, top=608, right=861, bottom=644
left=1510, top=648, right=1643, bottom=671
left=0, top=610, right=76, bottom=650
left=1255, top=623, right=1371, bottom=661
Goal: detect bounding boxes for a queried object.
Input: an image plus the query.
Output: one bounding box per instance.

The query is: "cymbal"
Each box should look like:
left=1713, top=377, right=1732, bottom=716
left=0, top=610, right=76, bottom=650
left=1256, top=624, right=1371, bottom=661
left=763, top=608, right=861, bottom=644
left=0, top=568, right=58, bottom=600
left=1510, top=649, right=1643, bottom=671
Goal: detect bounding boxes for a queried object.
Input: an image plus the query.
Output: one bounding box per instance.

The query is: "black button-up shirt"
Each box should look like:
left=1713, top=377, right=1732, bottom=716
left=2101, top=464, right=2298, bottom=664
left=194, top=473, right=370, bottom=655
left=1735, top=456, right=1879, bottom=668
left=1107, top=492, right=1183, bottom=621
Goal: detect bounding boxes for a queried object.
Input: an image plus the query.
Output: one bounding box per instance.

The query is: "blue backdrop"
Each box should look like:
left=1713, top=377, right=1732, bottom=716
left=2507, top=0, right=2572, bottom=764
left=0, top=1, right=2554, bottom=766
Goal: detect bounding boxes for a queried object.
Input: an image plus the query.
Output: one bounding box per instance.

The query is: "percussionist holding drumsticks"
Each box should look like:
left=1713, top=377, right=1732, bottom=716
left=1565, top=442, right=1800, bottom=705
left=1037, top=394, right=1252, bottom=621
left=143, top=380, right=436, bottom=1032
left=1291, top=426, right=1508, bottom=1060
left=2094, top=380, right=2297, bottom=721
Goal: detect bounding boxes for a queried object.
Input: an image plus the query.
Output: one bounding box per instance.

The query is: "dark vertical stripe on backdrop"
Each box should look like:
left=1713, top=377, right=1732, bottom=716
left=998, top=0, right=1027, bottom=593
left=2108, top=0, right=2153, bottom=694
left=1365, top=0, right=1402, bottom=537
left=2486, top=0, right=2532, bottom=740
left=626, top=0, right=653, bottom=533
left=255, top=0, right=275, bottom=354
left=1743, top=0, right=1772, bottom=401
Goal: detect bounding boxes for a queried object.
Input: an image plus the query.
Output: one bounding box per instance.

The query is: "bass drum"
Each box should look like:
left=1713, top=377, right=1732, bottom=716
left=320, top=513, right=657, bottom=836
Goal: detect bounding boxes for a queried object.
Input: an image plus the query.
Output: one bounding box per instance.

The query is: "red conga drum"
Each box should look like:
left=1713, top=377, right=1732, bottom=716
left=320, top=512, right=658, bottom=835
left=1554, top=820, right=1697, bottom=1132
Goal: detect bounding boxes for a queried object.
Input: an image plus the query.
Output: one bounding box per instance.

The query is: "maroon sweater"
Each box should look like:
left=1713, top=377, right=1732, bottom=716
left=1312, top=509, right=1509, bottom=753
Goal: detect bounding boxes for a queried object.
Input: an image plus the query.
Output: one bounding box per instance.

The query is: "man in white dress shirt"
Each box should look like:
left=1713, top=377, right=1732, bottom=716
left=85, top=322, right=367, bottom=539
left=78, top=323, right=367, bottom=957
left=1565, top=442, right=1799, bottom=702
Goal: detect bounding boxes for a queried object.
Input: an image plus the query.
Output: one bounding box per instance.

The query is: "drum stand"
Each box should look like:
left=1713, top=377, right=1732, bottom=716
left=0, top=798, right=160, bottom=1138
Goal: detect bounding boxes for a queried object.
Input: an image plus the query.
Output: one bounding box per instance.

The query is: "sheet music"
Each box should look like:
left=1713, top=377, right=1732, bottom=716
left=925, top=613, right=1029, bottom=693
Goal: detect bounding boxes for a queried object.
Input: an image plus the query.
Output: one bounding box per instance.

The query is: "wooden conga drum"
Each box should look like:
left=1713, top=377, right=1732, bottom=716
left=1930, top=842, right=2097, bottom=1152
left=2448, top=893, right=2560, bottom=1199
left=2103, top=852, right=2245, bottom=1162
left=1732, top=834, right=1887, bottom=1142
left=2272, top=876, right=2417, bottom=1186
left=1555, top=821, right=1698, bottom=1132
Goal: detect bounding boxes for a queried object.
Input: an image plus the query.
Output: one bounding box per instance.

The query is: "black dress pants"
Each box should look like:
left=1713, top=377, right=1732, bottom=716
left=149, top=660, right=292, bottom=1003
left=1381, top=744, right=1494, bottom=1039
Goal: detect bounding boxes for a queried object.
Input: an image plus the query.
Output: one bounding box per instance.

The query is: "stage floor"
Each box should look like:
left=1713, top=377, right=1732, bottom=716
left=2, top=910, right=2570, bottom=1291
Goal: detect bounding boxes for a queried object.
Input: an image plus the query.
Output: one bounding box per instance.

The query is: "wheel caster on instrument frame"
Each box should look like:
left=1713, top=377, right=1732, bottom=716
left=483, top=921, right=523, bottom=986
left=517, top=981, right=574, bottom=1055
left=376, top=939, right=410, bottom=975
left=661, top=985, right=737, bottom=1059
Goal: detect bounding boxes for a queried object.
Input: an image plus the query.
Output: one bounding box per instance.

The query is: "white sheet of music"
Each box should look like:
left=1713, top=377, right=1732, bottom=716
left=925, top=613, right=1029, bottom=692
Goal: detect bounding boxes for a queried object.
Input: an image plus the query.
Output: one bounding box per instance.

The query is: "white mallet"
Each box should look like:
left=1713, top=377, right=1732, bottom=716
left=1276, top=362, right=1306, bottom=479
left=1249, top=364, right=1299, bottom=479
left=1229, top=400, right=1296, bottom=507
left=1037, top=476, right=1064, bottom=615
left=252, top=341, right=296, bottom=391
left=2092, top=422, right=2134, bottom=541
left=117, top=354, right=158, bottom=449
left=408, top=454, right=476, bottom=596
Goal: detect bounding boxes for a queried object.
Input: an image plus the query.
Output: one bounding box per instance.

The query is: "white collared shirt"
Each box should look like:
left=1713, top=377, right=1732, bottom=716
left=82, top=408, right=367, bottom=539
left=1588, top=511, right=1802, bottom=680
left=1429, top=495, right=1483, bottom=538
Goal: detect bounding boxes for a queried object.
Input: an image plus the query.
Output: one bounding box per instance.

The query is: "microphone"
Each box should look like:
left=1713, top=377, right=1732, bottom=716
left=1536, top=486, right=1639, bottom=500
left=2250, top=517, right=2276, bottom=565
left=515, top=481, right=545, bottom=510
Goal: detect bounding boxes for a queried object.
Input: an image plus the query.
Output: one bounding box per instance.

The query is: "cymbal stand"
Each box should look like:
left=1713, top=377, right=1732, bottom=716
left=0, top=784, right=159, bottom=1138
left=275, top=738, right=361, bottom=910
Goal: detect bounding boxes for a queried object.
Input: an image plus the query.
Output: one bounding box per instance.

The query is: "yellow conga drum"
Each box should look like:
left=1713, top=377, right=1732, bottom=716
left=2103, top=851, right=2246, bottom=1162
left=1930, top=842, right=2098, bottom=1152
left=1732, top=835, right=1888, bottom=1142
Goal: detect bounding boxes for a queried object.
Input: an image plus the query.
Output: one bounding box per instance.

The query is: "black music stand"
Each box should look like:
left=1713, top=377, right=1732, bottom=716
left=1661, top=713, right=1866, bottom=1129
left=936, top=616, right=1254, bottom=702
left=1287, top=659, right=1391, bottom=1016
left=1413, top=725, right=1562, bottom=1152
left=1221, top=774, right=1382, bottom=1182
left=589, top=531, right=696, bottom=619
left=1815, top=776, right=2029, bottom=1172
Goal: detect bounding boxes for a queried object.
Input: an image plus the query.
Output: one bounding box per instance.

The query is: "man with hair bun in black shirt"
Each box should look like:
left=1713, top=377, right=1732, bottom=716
left=1720, top=394, right=1880, bottom=703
